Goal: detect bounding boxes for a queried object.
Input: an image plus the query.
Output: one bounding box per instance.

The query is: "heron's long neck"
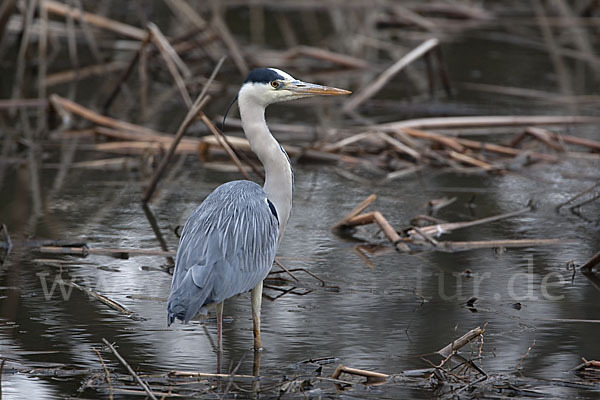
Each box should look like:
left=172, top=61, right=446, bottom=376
left=239, top=98, right=293, bottom=240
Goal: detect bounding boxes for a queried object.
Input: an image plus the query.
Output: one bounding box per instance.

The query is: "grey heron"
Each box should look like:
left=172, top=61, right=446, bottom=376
left=167, top=68, right=350, bottom=352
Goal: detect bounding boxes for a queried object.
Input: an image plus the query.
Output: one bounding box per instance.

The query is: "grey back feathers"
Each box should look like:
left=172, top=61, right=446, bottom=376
left=167, top=180, right=279, bottom=325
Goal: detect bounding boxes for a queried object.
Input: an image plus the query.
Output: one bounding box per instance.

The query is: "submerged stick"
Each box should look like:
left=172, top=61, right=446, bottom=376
left=580, top=250, right=600, bottom=273
left=556, top=182, right=600, bottom=210
left=515, top=339, right=536, bottom=370
left=68, top=282, right=135, bottom=318
left=102, top=339, right=157, bottom=400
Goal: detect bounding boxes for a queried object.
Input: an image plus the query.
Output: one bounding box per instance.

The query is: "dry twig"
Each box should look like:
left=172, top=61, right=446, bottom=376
left=331, top=364, right=388, bottom=385
left=101, top=339, right=157, bottom=400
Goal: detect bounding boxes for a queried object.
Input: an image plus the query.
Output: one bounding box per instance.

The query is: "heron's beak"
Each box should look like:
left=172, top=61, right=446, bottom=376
left=285, top=81, right=351, bottom=96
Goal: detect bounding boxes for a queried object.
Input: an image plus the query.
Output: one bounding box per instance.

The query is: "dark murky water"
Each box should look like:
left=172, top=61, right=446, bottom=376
left=1, top=4, right=600, bottom=399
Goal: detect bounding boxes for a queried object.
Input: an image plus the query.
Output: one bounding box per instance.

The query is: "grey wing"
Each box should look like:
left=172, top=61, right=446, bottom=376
left=167, top=180, right=279, bottom=325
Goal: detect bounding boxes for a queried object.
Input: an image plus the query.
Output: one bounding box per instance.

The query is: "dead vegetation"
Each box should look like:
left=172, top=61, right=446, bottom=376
left=333, top=193, right=575, bottom=255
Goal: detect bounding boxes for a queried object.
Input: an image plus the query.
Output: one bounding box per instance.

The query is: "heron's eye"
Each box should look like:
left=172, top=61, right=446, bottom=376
left=270, top=81, right=280, bottom=89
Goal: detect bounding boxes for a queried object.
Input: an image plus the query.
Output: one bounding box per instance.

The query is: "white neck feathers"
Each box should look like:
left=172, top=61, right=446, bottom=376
left=238, top=86, right=294, bottom=240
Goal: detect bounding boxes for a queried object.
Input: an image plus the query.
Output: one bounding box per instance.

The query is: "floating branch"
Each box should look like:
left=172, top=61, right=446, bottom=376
left=333, top=196, right=411, bottom=252
left=101, top=339, right=157, bottom=400
left=437, top=325, right=486, bottom=357
left=407, top=206, right=532, bottom=238
left=399, top=127, right=464, bottom=152
left=572, top=357, right=600, bottom=381
left=331, top=193, right=377, bottom=230
left=39, top=245, right=175, bottom=258
left=92, top=348, right=114, bottom=400
left=334, top=197, right=574, bottom=253
left=447, top=150, right=497, bottom=170
left=520, top=127, right=566, bottom=152
left=435, top=238, right=573, bottom=252
left=168, top=370, right=258, bottom=380
left=331, top=364, right=388, bottom=385
left=399, top=127, right=558, bottom=162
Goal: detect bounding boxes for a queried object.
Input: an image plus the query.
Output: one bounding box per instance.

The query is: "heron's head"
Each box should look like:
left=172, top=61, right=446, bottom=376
left=239, top=68, right=351, bottom=107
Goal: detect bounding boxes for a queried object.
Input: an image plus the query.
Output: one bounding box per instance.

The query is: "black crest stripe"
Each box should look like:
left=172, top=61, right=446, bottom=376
left=244, top=68, right=285, bottom=84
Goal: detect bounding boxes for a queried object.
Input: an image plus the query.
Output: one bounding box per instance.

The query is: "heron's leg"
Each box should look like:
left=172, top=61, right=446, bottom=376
left=216, top=302, right=224, bottom=374
left=251, top=281, right=263, bottom=351
left=216, top=302, right=224, bottom=353
left=252, top=348, right=262, bottom=393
